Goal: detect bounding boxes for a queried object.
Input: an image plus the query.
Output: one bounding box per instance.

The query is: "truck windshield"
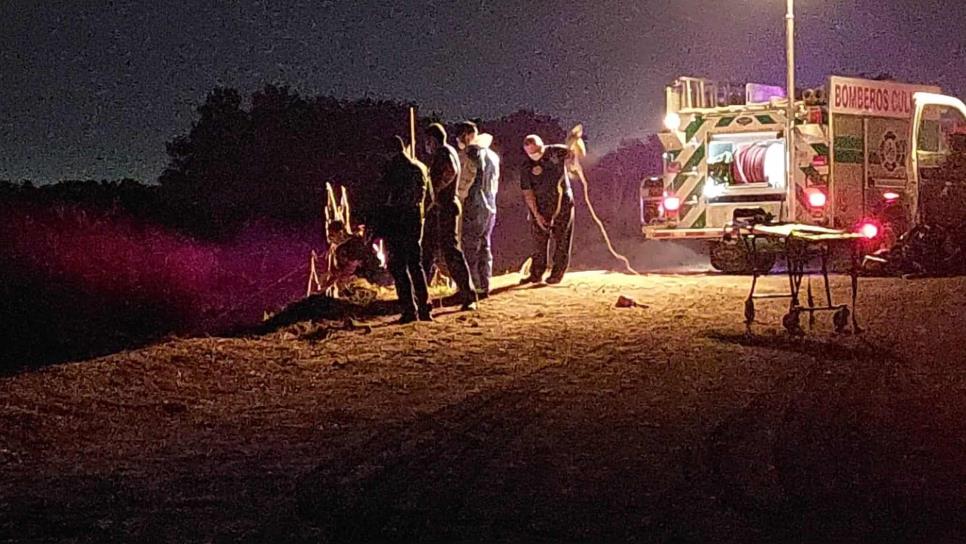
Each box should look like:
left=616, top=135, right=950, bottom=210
left=916, top=103, right=966, bottom=226
left=917, top=104, right=966, bottom=173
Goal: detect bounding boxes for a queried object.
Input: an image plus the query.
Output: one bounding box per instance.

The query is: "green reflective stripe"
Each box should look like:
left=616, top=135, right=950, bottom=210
left=668, top=149, right=681, bottom=160
left=811, top=143, right=829, bottom=156
left=716, top=116, right=736, bottom=128
left=672, top=144, right=705, bottom=192
left=835, top=136, right=863, bottom=149
left=684, top=116, right=705, bottom=142
left=672, top=173, right=687, bottom=192
left=834, top=136, right=864, bottom=164
left=680, top=177, right=706, bottom=220
left=689, top=210, right=707, bottom=229
left=755, top=114, right=777, bottom=125
left=835, top=149, right=864, bottom=164
left=690, top=143, right=705, bottom=170
left=795, top=185, right=812, bottom=213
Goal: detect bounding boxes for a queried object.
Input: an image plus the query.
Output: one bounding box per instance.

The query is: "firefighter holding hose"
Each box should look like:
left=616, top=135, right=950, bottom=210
left=519, top=129, right=584, bottom=284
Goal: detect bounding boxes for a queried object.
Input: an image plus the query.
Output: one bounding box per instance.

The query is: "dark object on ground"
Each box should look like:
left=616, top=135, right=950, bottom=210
left=865, top=223, right=965, bottom=277
left=258, top=295, right=399, bottom=333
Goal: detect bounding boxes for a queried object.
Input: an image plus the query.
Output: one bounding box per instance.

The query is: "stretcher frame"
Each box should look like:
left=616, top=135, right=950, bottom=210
left=731, top=222, right=865, bottom=335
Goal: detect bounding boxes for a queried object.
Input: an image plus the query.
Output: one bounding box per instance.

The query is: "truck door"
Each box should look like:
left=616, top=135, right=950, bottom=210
left=911, top=95, right=966, bottom=227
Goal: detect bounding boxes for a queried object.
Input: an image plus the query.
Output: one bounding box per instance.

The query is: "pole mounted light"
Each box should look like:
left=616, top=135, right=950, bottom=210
left=785, top=0, right=796, bottom=220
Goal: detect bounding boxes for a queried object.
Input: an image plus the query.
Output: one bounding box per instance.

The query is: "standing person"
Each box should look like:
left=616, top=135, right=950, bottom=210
left=422, top=123, right=478, bottom=310
left=519, top=134, right=575, bottom=284
left=455, top=121, right=500, bottom=298
left=379, top=136, right=433, bottom=323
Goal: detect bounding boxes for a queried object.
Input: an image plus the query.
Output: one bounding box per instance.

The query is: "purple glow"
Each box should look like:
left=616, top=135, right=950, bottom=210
left=1, top=207, right=315, bottom=336
left=746, top=83, right=787, bottom=104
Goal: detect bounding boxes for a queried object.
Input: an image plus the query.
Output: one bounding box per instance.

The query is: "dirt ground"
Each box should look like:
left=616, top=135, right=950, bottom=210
left=2, top=271, right=965, bottom=543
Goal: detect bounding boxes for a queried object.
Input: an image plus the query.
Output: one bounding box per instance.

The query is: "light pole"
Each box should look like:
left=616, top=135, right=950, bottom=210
left=785, top=0, right=796, bottom=221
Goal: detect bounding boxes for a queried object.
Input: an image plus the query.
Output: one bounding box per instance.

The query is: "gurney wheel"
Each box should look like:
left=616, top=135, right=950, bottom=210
left=782, top=309, right=804, bottom=337
left=833, top=307, right=850, bottom=334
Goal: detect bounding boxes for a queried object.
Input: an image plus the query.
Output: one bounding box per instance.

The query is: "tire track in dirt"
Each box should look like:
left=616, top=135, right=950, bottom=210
left=296, top=365, right=548, bottom=542
left=295, top=329, right=666, bottom=542
left=697, top=339, right=966, bottom=543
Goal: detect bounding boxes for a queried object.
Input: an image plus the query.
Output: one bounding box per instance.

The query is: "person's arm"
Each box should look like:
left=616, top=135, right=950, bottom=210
left=319, top=261, right=361, bottom=291
left=322, top=238, right=369, bottom=290
left=485, top=151, right=500, bottom=199
left=523, top=190, right=548, bottom=228
left=520, top=164, right=548, bottom=230
left=431, top=150, right=459, bottom=195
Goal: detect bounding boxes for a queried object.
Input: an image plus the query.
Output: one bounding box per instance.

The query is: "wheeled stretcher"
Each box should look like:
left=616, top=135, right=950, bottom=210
left=729, top=222, right=867, bottom=335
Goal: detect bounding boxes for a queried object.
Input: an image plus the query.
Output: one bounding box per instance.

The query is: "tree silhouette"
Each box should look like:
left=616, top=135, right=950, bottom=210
left=158, top=86, right=424, bottom=237
left=160, top=87, right=252, bottom=236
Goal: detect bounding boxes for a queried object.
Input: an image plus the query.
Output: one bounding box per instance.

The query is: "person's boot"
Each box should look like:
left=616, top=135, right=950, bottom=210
left=518, top=274, right=543, bottom=285
left=546, top=270, right=565, bottom=284
left=418, top=306, right=434, bottom=322
left=459, top=290, right=478, bottom=311
left=397, top=313, right=417, bottom=324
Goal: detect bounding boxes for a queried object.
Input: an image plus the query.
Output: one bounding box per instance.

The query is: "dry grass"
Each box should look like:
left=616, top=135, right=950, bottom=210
left=1, top=271, right=965, bottom=542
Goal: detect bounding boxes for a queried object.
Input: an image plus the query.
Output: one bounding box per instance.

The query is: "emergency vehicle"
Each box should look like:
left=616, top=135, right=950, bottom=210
left=641, top=76, right=966, bottom=272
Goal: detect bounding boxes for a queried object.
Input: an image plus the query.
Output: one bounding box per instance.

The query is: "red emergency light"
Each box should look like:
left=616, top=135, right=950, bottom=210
left=806, top=107, right=824, bottom=124
left=859, top=222, right=880, bottom=239
left=804, top=187, right=827, bottom=208
left=662, top=195, right=681, bottom=213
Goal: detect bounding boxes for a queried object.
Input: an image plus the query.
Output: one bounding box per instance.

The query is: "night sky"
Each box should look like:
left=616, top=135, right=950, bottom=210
left=1, top=0, right=963, bottom=183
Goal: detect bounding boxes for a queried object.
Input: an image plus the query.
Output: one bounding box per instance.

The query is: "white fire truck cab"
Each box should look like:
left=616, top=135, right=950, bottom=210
left=641, top=76, right=966, bottom=272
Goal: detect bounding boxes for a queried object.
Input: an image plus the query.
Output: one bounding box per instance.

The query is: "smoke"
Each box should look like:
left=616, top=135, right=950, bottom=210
left=571, top=238, right=711, bottom=273
left=0, top=205, right=316, bottom=370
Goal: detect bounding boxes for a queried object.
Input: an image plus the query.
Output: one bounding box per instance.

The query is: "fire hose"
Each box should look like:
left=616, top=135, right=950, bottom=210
left=565, top=124, right=639, bottom=276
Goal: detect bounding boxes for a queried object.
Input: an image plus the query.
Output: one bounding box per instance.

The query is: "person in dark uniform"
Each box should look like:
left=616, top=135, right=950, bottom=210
left=421, top=123, right=478, bottom=310
left=379, top=136, right=433, bottom=323
left=519, top=134, right=575, bottom=284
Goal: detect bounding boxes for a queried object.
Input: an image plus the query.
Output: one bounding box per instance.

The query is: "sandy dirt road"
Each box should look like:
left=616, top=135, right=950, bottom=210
left=2, top=271, right=965, bottom=543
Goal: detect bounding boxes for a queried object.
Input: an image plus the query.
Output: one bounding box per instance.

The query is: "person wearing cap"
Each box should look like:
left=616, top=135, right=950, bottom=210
left=455, top=121, right=500, bottom=298
left=420, top=123, right=478, bottom=311
left=379, top=136, right=433, bottom=323
left=519, top=134, right=575, bottom=284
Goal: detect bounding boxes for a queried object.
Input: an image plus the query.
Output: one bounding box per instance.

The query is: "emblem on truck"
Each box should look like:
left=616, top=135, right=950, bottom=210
left=877, top=131, right=905, bottom=173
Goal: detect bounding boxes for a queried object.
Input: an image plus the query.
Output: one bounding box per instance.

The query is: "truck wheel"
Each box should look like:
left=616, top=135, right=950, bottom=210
left=709, top=241, right=777, bottom=274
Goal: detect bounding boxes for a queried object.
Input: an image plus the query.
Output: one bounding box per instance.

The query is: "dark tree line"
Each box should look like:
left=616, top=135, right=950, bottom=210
left=3, top=84, right=661, bottom=244
left=156, top=85, right=575, bottom=240
left=0, top=84, right=663, bottom=370
left=160, top=86, right=411, bottom=236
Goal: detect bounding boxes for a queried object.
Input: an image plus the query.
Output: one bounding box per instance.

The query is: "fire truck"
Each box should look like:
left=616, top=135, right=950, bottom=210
left=641, top=76, right=966, bottom=272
